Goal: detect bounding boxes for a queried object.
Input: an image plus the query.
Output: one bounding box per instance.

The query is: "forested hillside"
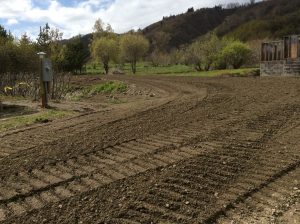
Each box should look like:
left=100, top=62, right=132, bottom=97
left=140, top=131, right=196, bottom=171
left=142, top=6, right=236, bottom=51
left=217, top=0, right=300, bottom=41
left=142, top=0, right=300, bottom=51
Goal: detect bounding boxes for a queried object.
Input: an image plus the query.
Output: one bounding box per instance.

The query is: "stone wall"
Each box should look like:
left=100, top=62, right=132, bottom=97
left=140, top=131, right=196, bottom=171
left=284, top=59, right=300, bottom=76
left=260, top=61, right=285, bottom=76
left=261, top=60, right=300, bottom=76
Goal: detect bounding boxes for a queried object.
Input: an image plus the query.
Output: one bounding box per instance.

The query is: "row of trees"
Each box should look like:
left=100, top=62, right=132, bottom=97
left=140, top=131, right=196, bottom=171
left=147, top=33, right=254, bottom=70
left=90, top=19, right=149, bottom=74
left=1, top=19, right=255, bottom=78
left=89, top=29, right=254, bottom=74
left=0, top=23, right=88, bottom=75
left=185, top=33, right=251, bottom=70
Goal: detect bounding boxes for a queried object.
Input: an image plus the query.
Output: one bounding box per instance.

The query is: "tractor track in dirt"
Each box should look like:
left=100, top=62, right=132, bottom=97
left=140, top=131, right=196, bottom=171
left=0, top=75, right=299, bottom=223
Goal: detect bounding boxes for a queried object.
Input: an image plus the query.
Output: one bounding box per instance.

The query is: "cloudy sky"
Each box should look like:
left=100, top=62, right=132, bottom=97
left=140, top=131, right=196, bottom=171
left=0, top=0, right=254, bottom=39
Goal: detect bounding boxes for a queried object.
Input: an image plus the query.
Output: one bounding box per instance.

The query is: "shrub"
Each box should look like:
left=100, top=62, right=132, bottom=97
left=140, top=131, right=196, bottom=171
left=220, top=41, right=251, bottom=69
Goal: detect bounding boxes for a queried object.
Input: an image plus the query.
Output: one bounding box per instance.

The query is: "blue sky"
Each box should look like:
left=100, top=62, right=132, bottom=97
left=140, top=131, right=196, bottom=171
left=0, top=0, right=255, bottom=39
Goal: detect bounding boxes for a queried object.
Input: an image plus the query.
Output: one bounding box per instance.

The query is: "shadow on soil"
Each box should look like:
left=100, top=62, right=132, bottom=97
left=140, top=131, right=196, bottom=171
left=0, top=104, right=37, bottom=119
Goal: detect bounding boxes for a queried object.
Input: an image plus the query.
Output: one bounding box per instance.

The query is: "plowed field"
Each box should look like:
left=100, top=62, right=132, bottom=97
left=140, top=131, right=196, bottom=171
left=0, top=75, right=299, bottom=224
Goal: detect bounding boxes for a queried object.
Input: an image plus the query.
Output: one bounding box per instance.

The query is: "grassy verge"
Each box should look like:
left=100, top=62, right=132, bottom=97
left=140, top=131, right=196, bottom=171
left=84, top=63, right=194, bottom=75
left=168, top=68, right=258, bottom=77
left=84, top=62, right=258, bottom=77
left=0, top=109, right=77, bottom=133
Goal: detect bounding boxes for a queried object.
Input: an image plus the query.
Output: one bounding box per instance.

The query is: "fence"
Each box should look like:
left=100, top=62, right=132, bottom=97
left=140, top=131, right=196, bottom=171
left=0, top=72, right=71, bottom=100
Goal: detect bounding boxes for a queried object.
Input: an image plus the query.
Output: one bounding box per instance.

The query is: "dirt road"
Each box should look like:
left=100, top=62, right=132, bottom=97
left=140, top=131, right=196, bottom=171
left=0, top=75, right=299, bottom=223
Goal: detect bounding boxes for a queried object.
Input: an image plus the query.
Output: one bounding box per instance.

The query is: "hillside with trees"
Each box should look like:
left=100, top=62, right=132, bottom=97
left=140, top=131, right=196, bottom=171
left=142, top=0, right=300, bottom=51
left=216, top=0, right=300, bottom=41
left=142, top=6, right=236, bottom=51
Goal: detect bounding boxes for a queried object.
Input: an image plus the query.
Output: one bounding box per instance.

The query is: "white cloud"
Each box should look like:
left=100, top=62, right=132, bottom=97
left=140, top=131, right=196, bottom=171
left=7, top=19, right=19, bottom=25
left=0, top=0, right=257, bottom=39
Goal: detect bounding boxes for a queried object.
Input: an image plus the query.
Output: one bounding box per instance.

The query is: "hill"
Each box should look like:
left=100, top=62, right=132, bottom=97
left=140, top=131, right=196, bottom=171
left=216, top=0, right=300, bottom=41
left=142, top=6, right=236, bottom=51
left=142, top=0, right=300, bottom=51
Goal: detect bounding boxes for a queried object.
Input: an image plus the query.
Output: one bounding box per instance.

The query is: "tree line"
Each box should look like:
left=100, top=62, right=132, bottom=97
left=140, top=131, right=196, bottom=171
left=0, top=17, right=256, bottom=102
left=90, top=19, right=149, bottom=74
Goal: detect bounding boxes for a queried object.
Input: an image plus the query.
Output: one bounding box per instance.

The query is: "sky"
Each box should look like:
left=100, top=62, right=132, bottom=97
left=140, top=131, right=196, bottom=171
left=0, top=0, right=254, bottom=39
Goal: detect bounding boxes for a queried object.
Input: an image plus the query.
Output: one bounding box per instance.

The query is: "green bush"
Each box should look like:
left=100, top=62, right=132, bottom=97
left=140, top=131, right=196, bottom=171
left=220, top=41, right=251, bottom=69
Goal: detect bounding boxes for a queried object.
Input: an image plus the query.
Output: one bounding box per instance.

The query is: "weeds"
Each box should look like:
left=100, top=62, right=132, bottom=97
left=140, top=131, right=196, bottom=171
left=71, top=81, right=128, bottom=100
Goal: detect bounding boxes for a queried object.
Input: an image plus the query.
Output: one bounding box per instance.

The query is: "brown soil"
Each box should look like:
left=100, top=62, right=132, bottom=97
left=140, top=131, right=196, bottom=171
left=0, top=75, right=299, bottom=224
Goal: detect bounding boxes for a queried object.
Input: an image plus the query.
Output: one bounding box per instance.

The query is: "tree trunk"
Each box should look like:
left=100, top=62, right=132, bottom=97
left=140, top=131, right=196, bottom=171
left=195, top=63, right=202, bottom=71
left=104, top=63, right=109, bottom=74
left=131, top=61, right=137, bottom=74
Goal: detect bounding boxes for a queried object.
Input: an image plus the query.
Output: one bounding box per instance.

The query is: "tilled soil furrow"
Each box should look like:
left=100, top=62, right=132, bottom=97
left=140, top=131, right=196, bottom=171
left=82, top=97, right=299, bottom=223
left=207, top=159, right=300, bottom=223
left=216, top=167, right=300, bottom=223
left=0, top=126, right=212, bottom=221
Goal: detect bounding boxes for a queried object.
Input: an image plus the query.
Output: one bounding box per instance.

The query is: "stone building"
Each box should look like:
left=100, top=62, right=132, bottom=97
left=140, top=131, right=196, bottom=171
left=260, top=35, right=300, bottom=76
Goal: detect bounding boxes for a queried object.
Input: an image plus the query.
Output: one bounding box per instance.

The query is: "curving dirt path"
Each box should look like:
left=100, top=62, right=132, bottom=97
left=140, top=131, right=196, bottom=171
left=0, top=75, right=299, bottom=223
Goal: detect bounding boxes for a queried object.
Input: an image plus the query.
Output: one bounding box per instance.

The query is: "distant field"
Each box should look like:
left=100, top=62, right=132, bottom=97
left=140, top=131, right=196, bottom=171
left=85, top=62, right=258, bottom=77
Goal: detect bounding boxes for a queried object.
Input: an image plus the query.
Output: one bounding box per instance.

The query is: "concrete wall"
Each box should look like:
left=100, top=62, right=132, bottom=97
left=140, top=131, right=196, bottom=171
left=260, top=60, right=300, bottom=76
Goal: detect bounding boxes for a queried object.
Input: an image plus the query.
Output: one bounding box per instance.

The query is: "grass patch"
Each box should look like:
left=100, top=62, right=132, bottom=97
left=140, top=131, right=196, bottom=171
left=71, top=81, right=128, bottom=100
left=0, top=109, right=77, bottom=133
left=89, top=81, right=128, bottom=95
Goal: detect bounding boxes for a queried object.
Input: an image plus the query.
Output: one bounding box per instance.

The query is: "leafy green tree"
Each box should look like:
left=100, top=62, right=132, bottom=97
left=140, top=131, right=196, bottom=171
left=18, top=33, right=38, bottom=73
left=0, top=25, right=13, bottom=44
left=36, top=23, right=51, bottom=53
left=221, top=41, right=251, bottom=69
left=120, top=34, right=149, bottom=74
left=186, top=33, right=221, bottom=71
left=91, top=37, right=119, bottom=74
left=60, top=36, right=89, bottom=74
left=36, top=24, right=64, bottom=57
left=0, top=25, right=8, bottom=39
